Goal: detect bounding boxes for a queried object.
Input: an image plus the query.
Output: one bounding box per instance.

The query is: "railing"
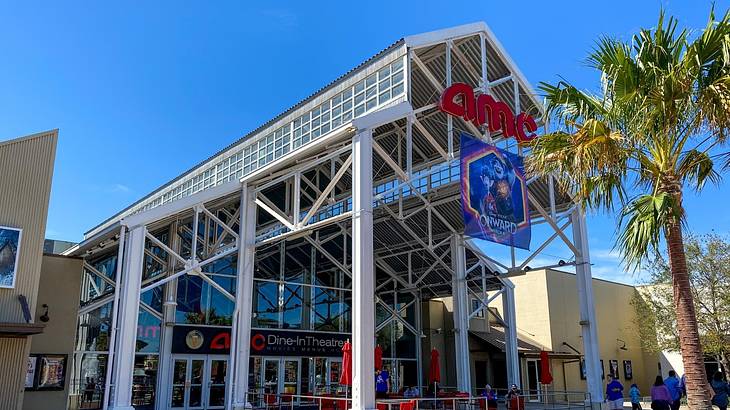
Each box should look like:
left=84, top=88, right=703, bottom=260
left=243, top=391, right=592, bottom=410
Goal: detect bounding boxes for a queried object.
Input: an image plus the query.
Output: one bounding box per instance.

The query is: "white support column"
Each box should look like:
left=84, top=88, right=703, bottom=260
left=108, top=225, right=146, bottom=410
left=232, top=183, right=257, bottom=410
left=501, top=279, right=520, bottom=388
left=450, top=235, right=472, bottom=394
left=352, top=128, right=375, bottom=410
left=156, top=222, right=179, bottom=410
left=571, top=209, right=603, bottom=407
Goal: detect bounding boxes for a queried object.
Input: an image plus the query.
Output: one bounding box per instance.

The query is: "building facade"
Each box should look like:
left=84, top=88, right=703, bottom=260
left=24, top=252, right=83, bottom=410
left=64, top=23, right=607, bottom=410
left=0, top=130, right=58, bottom=410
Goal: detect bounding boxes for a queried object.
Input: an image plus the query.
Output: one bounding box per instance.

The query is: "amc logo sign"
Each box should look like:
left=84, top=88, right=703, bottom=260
left=439, top=82, right=538, bottom=143
left=251, top=333, right=266, bottom=352
left=171, top=326, right=232, bottom=354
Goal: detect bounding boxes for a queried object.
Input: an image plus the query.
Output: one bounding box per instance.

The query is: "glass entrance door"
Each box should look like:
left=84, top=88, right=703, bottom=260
left=207, top=356, right=228, bottom=409
left=170, top=355, right=229, bottom=410
left=311, top=358, right=342, bottom=394
left=526, top=359, right=542, bottom=402
left=259, top=357, right=301, bottom=400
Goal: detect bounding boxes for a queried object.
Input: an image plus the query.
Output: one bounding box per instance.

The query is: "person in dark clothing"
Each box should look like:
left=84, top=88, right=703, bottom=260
left=711, top=371, right=730, bottom=410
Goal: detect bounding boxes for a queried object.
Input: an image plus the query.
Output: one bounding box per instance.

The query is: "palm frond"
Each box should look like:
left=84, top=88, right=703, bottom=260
left=678, top=149, right=721, bottom=190
left=538, top=81, right=607, bottom=126
left=617, top=193, right=684, bottom=271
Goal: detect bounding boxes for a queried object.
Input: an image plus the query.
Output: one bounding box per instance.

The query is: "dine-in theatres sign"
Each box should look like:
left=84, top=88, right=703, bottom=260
left=439, top=82, right=538, bottom=143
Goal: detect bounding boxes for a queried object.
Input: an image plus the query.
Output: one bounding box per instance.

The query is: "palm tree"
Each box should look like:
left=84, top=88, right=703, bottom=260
left=527, top=9, right=730, bottom=409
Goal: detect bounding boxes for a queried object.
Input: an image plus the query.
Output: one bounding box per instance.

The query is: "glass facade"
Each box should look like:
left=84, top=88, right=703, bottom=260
left=252, top=237, right=351, bottom=332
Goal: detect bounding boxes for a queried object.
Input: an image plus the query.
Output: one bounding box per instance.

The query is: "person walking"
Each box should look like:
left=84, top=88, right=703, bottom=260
left=664, top=371, right=682, bottom=410
left=605, top=374, right=624, bottom=410
left=651, top=376, right=672, bottom=410
left=711, top=372, right=730, bottom=410
left=630, top=383, right=642, bottom=410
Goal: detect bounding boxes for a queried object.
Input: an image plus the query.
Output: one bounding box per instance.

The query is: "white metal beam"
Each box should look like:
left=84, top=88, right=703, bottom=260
left=351, top=128, right=376, bottom=410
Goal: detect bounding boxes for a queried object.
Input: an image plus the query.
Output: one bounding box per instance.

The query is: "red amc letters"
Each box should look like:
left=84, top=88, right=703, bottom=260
left=438, top=82, right=538, bottom=143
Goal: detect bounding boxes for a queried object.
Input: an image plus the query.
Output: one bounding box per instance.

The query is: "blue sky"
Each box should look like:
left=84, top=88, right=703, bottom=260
left=0, top=0, right=728, bottom=284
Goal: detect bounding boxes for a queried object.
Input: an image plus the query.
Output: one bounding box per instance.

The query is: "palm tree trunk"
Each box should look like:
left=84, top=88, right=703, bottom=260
left=665, top=219, right=712, bottom=409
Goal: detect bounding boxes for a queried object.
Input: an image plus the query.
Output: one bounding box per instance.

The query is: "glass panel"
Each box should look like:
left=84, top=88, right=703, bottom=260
left=253, top=281, right=279, bottom=328
left=175, top=275, right=234, bottom=325
left=189, top=386, right=202, bottom=407
left=75, top=301, right=113, bottom=351
left=313, top=358, right=327, bottom=394
left=313, top=288, right=349, bottom=332
left=264, top=360, right=279, bottom=394
left=171, top=386, right=185, bottom=408
left=191, top=360, right=204, bottom=384
left=71, top=353, right=107, bottom=410
left=132, top=355, right=158, bottom=408
left=136, top=309, right=161, bottom=353
left=329, top=360, right=342, bottom=392
left=283, top=360, right=299, bottom=394
left=173, top=360, right=187, bottom=384
left=208, top=359, right=228, bottom=407
left=281, top=285, right=302, bottom=329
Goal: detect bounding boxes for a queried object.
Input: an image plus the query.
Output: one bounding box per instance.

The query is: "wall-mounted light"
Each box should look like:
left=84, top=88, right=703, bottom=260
left=40, top=304, right=50, bottom=323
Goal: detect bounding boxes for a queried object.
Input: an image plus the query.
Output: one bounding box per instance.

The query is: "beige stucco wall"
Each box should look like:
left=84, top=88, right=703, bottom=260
left=23, top=254, right=83, bottom=410
left=502, top=269, right=659, bottom=395
left=0, top=131, right=58, bottom=410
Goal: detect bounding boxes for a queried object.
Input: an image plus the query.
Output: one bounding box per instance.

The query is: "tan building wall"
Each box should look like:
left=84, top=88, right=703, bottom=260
left=23, top=254, right=83, bottom=410
left=503, top=269, right=659, bottom=395
left=0, top=130, right=58, bottom=410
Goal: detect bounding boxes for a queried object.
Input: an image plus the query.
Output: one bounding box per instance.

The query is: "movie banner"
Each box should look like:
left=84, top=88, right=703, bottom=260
left=460, top=132, right=531, bottom=250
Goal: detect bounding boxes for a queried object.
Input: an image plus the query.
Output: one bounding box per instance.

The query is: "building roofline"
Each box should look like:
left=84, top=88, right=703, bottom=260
left=84, top=21, right=545, bottom=238
left=0, top=129, right=58, bottom=147
left=544, top=267, right=637, bottom=288
left=85, top=40, right=405, bottom=237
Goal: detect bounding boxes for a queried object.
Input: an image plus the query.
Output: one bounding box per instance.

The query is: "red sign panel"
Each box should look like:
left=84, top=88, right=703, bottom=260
left=439, top=82, right=538, bottom=143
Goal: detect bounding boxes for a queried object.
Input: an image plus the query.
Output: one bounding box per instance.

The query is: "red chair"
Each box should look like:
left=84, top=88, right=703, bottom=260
left=508, top=397, right=525, bottom=410
left=264, top=394, right=278, bottom=409
left=377, top=403, right=388, bottom=410
left=400, top=400, right=416, bottom=410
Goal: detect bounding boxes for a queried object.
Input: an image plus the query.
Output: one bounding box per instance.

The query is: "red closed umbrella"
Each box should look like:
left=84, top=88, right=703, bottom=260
left=340, top=340, right=352, bottom=386
left=428, top=348, right=441, bottom=384
left=539, top=350, right=553, bottom=385
left=374, top=344, right=383, bottom=371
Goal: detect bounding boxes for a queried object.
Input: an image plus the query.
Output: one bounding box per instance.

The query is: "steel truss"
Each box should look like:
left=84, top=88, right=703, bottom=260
left=84, top=23, right=603, bottom=410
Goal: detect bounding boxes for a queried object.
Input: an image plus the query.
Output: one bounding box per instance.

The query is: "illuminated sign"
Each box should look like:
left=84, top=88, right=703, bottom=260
left=171, top=326, right=349, bottom=357
left=249, top=329, right=349, bottom=357
left=439, top=83, right=538, bottom=143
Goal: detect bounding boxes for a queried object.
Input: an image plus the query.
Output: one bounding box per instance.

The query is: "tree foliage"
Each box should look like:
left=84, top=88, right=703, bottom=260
left=632, top=234, right=730, bottom=372
left=527, top=8, right=730, bottom=407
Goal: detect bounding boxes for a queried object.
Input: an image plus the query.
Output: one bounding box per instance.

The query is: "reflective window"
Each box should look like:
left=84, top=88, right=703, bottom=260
left=68, top=353, right=107, bottom=410
left=132, top=355, right=158, bottom=408
left=75, top=301, right=113, bottom=352
left=175, top=274, right=235, bottom=326
left=136, top=309, right=161, bottom=353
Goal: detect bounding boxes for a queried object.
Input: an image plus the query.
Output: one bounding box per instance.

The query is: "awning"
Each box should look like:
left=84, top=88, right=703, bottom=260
left=469, top=328, right=542, bottom=353
left=0, top=322, right=45, bottom=338
left=469, top=329, right=581, bottom=359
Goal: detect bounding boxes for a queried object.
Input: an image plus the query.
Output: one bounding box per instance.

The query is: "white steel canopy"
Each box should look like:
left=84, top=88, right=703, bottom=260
left=68, top=22, right=604, bottom=410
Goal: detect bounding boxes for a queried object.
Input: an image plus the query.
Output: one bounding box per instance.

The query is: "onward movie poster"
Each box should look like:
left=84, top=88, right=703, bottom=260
left=460, top=132, right=531, bottom=250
